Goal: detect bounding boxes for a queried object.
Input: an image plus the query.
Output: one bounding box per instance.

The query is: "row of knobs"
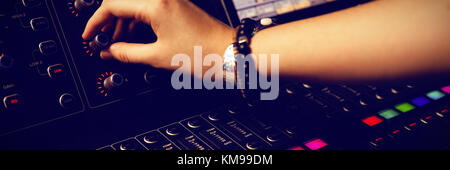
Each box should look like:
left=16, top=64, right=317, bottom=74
left=74, top=1, right=126, bottom=92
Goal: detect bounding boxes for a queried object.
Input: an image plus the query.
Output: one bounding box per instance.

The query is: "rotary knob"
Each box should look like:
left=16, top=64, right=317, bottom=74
left=0, top=53, right=13, bottom=70
left=74, top=0, right=95, bottom=11
left=103, top=73, right=124, bottom=90
left=89, top=32, right=111, bottom=51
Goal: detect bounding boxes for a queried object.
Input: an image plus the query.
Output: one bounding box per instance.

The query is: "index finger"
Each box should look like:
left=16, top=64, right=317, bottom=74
left=82, top=0, right=154, bottom=40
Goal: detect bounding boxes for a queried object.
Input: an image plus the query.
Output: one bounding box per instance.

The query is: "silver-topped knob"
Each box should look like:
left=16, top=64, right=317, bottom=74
left=103, top=73, right=124, bottom=90
left=89, top=32, right=111, bottom=50
left=74, top=0, right=95, bottom=11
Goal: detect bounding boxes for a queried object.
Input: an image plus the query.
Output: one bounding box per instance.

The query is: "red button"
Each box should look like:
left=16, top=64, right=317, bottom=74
left=304, top=138, right=328, bottom=150
left=362, top=116, right=383, bottom=127
left=47, top=64, right=66, bottom=79
left=3, top=94, right=23, bottom=110
left=288, top=146, right=305, bottom=150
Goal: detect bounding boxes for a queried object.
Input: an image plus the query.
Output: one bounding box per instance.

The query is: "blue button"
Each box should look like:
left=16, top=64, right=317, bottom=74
left=411, top=96, right=430, bottom=106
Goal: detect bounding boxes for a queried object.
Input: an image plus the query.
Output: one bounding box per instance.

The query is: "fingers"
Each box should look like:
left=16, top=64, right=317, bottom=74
left=82, top=0, right=154, bottom=40
left=100, top=42, right=158, bottom=64
left=112, top=19, right=131, bottom=41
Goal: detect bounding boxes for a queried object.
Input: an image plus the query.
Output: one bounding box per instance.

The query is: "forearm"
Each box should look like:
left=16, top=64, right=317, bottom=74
left=251, top=0, right=450, bottom=81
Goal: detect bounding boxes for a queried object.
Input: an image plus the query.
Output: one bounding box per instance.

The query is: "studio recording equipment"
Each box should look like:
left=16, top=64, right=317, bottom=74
left=1, top=0, right=449, bottom=150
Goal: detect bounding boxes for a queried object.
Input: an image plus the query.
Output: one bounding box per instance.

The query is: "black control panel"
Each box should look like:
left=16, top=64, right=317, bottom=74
left=50, top=0, right=168, bottom=108
left=0, top=0, right=171, bottom=136
left=1, top=0, right=449, bottom=150
left=1, top=0, right=84, bottom=135
left=99, top=80, right=450, bottom=150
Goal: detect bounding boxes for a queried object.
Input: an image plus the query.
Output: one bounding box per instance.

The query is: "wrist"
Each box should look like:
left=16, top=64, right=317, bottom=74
left=210, top=26, right=235, bottom=57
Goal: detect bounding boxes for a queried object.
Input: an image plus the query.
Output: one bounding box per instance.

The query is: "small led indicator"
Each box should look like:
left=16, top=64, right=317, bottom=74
left=53, top=69, right=63, bottom=74
left=10, top=99, right=18, bottom=104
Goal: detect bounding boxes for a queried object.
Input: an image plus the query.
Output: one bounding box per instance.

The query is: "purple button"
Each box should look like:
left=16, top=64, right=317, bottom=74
left=411, top=96, right=430, bottom=106
left=442, top=86, right=450, bottom=94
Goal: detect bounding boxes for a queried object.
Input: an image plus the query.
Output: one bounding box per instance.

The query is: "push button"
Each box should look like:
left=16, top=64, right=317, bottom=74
left=3, top=94, right=23, bottom=110
left=246, top=140, right=263, bottom=150
left=187, top=117, right=203, bottom=129
left=0, top=53, right=14, bottom=70
left=39, top=40, right=58, bottom=56
left=30, top=17, right=49, bottom=32
left=442, top=86, right=450, bottom=94
left=362, top=116, right=383, bottom=127
left=39, top=40, right=57, bottom=56
left=304, top=138, right=328, bottom=150
left=426, top=90, right=445, bottom=101
left=112, top=138, right=146, bottom=151
left=143, top=133, right=160, bottom=144
left=58, top=93, right=77, bottom=109
left=22, top=0, right=41, bottom=8
left=165, top=125, right=181, bottom=136
left=47, top=64, right=66, bottom=79
left=137, top=131, right=179, bottom=150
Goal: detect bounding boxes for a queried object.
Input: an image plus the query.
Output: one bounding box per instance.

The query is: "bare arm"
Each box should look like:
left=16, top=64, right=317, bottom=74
left=251, top=0, right=450, bottom=81
left=84, top=0, right=450, bottom=81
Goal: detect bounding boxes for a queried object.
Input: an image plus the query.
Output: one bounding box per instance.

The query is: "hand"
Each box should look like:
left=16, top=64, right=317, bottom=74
left=82, top=0, right=234, bottom=69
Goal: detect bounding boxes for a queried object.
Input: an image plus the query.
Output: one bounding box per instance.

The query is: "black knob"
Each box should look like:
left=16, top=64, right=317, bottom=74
left=89, top=32, right=110, bottom=50
left=74, top=0, right=95, bottom=11
left=103, top=73, right=124, bottom=90
left=0, top=53, right=13, bottom=69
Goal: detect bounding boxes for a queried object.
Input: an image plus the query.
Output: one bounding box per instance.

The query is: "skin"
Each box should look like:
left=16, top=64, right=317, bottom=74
left=83, top=0, right=450, bottom=82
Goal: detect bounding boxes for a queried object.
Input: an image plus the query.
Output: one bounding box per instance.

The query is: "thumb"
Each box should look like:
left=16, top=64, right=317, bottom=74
left=100, top=42, right=156, bottom=64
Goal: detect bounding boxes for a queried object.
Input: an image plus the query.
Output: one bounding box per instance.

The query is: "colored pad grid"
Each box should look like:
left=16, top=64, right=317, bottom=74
left=395, top=103, right=416, bottom=113
left=304, top=138, right=328, bottom=150
left=411, top=96, right=430, bottom=107
left=362, top=116, right=383, bottom=127
left=441, top=86, right=450, bottom=94
left=379, top=109, right=400, bottom=120
left=426, top=90, right=445, bottom=100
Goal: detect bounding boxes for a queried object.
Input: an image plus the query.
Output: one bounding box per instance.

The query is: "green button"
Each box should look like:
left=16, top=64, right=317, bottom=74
left=379, top=109, right=400, bottom=120
left=395, top=103, right=416, bottom=113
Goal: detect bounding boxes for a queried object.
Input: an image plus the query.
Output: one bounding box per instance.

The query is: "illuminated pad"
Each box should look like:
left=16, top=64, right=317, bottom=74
left=379, top=109, right=400, bottom=120
left=411, top=96, right=430, bottom=107
left=362, top=116, right=383, bottom=127
left=288, top=146, right=305, bottom=150
left=304, top=138, right=328, bottom=150
left=442, top=86, right=450, bottom=94
left=395, top=103, right=416, bottom=113
left=427, top=90, right=445, bottom=100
